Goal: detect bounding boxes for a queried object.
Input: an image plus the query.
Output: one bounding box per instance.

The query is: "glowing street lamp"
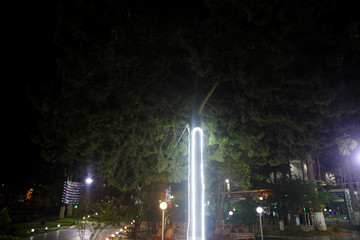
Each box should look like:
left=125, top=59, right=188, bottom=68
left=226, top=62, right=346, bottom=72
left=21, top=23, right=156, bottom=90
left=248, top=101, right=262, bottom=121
left=85, top=177, right=93, bottom=185
left=256, top=207, right=264, bottom=240
left=85, top=177, right=94, bottom=209
left=356, top=151, right=360, bottom=164
left=160, top=202, right=167, bottom=240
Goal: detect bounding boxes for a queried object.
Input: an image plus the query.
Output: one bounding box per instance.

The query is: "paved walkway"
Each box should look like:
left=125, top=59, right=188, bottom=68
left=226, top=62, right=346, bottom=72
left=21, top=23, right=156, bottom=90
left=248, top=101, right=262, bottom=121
left=25, top=230, right=360, bottom=240
left=24, top=225, right=360, bottom=240
left=262, top=230, right=360, bottom=240
left=24, top=226, right=188, bottom=240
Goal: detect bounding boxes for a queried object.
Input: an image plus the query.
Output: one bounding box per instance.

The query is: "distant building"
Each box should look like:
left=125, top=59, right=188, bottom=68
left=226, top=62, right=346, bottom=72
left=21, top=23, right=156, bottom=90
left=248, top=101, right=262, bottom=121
left=268, top=160, right=309, bottom=182
left=326, top=189, right=352, bottom=221
left=289, top=160, right=308, bottom=180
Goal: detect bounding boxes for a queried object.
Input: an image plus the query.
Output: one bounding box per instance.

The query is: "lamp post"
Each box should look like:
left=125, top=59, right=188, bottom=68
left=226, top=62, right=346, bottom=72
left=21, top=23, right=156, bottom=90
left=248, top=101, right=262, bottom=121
left=85, top=177, right=93, bottom=214
left=256, top=207, right=264, bottom=240
left=160, top=202, right=167, bottom=240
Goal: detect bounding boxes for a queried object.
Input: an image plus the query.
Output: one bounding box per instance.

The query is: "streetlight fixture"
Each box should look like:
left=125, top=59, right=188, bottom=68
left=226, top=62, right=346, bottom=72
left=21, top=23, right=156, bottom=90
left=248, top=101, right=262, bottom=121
left=256, top=207, right=264, bottom=240
left=160, top=202, right=167, bottom=240
left=85, top=177, right=93, bottom=185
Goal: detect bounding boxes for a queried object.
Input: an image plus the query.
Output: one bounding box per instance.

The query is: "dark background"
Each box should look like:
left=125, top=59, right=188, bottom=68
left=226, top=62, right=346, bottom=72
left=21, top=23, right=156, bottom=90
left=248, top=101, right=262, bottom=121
left=1, top=1, right=59, bottom=197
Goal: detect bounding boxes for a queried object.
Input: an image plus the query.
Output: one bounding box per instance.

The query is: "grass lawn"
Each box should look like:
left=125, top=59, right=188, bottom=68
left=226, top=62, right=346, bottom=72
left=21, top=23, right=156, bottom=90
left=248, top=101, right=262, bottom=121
left=14, top=218, right=75, bottom=229
left=283, top=230, right=348, bottom=237
left=1, top=218, right=76, bottom=239
left=337, top=224, right=360, bottom=231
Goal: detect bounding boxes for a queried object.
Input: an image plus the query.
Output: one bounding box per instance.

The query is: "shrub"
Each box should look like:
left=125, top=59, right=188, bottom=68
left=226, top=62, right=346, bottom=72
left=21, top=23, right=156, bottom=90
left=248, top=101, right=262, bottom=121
left=0, top=208, right=11, bottom=229
left=330, top=222, right=340, bottom=232
left=0, top=235, right=21, bottom=240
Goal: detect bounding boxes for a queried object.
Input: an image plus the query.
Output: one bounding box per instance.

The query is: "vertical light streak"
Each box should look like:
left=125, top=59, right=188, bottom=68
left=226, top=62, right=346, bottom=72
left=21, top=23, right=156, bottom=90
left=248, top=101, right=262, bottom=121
left=188, top=127, right=205, bottom=240
left=187, top=126, right=191, bottom=239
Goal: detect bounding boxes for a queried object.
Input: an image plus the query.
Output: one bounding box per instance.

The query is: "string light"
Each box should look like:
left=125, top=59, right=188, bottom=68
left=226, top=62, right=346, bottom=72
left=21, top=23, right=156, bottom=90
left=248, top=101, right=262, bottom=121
left=61, top=180, right=83, bottom=205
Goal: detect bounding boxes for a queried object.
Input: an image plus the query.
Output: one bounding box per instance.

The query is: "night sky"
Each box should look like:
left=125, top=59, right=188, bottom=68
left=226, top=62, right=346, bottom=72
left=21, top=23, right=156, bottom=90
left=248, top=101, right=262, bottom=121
left=2, top=1, right=58, bottom=191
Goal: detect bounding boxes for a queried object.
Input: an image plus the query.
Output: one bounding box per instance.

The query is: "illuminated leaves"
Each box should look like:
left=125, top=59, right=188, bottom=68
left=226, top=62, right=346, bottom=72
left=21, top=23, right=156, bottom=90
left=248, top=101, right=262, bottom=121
left=337, top=136, right=358, bottom=156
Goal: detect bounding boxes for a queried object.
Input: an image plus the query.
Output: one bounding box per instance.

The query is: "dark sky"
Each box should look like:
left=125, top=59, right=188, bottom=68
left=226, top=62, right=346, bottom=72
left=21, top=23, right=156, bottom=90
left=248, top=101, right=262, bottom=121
left=1, top=1, right=58, bottom=190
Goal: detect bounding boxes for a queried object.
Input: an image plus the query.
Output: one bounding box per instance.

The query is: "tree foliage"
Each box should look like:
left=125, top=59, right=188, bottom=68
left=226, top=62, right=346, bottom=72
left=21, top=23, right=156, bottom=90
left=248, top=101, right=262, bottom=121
left=30, top=0, right=360, bottom=197
left=268, top=177, right=330, bottom=233
left=74, top=195, right=130, bottom=240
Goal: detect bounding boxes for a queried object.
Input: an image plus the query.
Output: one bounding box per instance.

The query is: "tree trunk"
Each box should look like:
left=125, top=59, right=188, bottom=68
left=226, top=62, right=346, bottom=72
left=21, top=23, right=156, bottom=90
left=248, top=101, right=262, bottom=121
left=340, top=168, right=345, bottom=188
left=306, top=153, right=316, bottom=183
left=353, top=212, right=360, bottom=226
left=197, top=81, right=220, bottom=116
left=216, top=182, right=221, bottom=222
left=307, top=153, right=327, bottom=230
left=216, top=181, right=225, bottom=222
left=355, top=172, right=360, bottom=225
left=355, top=172, right=360, bottom=194
left=59, top=205, right=65, bottom=219
left=289, top=215, right=297, bottom=235
left=132, top=217, right=140, bottom=240
left=316, top=152, right=321, bottom=180
left=314, top=212, right=327, bottom=231
left=344, top=156, right=359, bottom=225
left=279, top=220, right=284, bottom=231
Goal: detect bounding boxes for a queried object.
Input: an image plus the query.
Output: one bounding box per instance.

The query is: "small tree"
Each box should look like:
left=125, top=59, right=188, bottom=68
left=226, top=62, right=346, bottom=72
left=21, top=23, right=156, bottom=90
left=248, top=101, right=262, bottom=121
left=228, top=200, right=258, bottom=232
left=269, top=176, right=328, bottom=234
left=0, top=208, right=11, bottom=230
left=74, top=195, right=129, bottom=240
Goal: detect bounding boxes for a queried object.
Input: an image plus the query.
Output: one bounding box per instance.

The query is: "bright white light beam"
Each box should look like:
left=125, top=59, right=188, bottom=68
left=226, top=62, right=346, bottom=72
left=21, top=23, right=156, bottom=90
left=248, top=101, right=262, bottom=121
left=85, top=177, right=93, bottom=185
left=188, top=127, right=205, bottom=240
left=356, top=151, right=360, bottom=164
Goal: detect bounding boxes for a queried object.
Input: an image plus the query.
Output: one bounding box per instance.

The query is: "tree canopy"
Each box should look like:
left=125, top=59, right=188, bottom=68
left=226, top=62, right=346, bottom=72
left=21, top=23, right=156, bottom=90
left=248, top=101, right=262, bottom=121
left=30, top=0, right=360, bottom=194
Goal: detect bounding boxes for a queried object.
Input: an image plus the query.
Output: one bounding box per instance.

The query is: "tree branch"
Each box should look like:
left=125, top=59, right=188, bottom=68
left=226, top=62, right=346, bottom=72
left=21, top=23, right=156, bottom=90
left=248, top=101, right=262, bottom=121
left=197, top=81, right=220, bottom=116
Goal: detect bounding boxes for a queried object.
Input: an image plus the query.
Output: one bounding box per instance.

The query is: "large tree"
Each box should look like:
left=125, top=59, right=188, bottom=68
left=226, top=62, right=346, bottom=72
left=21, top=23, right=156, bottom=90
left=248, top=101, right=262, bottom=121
left=30, top=0, right=360, bottom=214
